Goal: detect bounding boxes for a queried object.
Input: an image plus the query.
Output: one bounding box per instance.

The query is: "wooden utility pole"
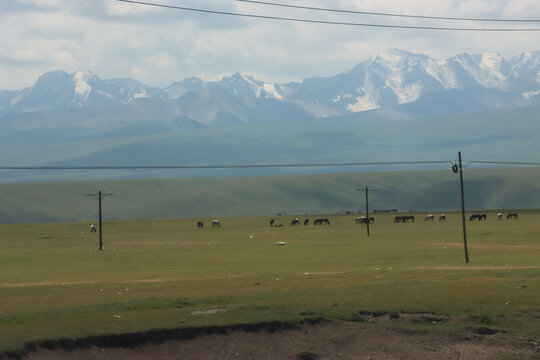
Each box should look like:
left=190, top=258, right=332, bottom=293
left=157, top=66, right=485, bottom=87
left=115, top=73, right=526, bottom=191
left=85, top=191, right=113, bottom=250
left=356, top=187, right=378, bottom=236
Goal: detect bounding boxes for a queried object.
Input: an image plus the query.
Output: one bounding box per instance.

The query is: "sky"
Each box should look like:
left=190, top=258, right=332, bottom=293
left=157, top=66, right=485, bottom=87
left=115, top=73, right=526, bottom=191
left=1, top=0, right=540, bottom=91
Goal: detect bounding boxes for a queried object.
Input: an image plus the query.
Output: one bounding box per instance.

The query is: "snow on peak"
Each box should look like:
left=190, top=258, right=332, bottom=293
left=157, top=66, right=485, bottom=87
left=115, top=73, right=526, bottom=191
left=133, top=89, right=148, bottom=99
left=453, top=53, right=506, bottom=88
left=262, top=83, right=283, bottom=99
left=73, top=71, right=93, bottom=100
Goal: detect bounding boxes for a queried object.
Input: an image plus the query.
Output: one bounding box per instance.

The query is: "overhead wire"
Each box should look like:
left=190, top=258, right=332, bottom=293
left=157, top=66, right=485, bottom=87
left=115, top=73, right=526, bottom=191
left=116, top=0, right=540, bottom=31
left=236, top=0, right=540, bottom=23
left=1, top=160, right=539, bottom=171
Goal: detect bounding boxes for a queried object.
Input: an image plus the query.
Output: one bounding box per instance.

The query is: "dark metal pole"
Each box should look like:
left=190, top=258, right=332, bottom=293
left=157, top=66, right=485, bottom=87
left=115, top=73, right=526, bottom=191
left=365, top=186, right=370, bottom=236
left=458, top=152, right=469, bottom=263
left=98, top=191, right=103, bottom=251
left=85, top=191, right=112, bottom=251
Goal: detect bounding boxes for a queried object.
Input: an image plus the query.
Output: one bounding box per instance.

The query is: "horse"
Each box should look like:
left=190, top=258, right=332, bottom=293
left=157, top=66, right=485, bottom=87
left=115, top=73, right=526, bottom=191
left=394, top=215, right=414, bottom=223
left=469, top=214, right=487, bottom=221
left=270, top=219, right=275, bottom=227
left=439, top=214, right=446, bottom=222
left=291, top=218, right=300, bottom=226
left=425, top=214, right=434, bottom=221
left=90, top=224, right=97, bottom=232
left=507, top=212, right=518, bottom=220
left=497, top=212, right=503, bottom=221
left=356, top=216, right=374, bottom=224
left=212, top=219, right=221, bottom=228
left=314, top=218, right=330, bottom=225
left=197, top=221, right=204, bottom=228
left=304, top=219, right=309, bottom=226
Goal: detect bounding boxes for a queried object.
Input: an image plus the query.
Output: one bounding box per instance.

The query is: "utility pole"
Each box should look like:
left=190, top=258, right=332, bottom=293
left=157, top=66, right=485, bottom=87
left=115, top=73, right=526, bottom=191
left=85, top=191, right=113, bottom=250
left=356, top=187, right=379, bottom=236
left=453, top=152, right=469, bottom=263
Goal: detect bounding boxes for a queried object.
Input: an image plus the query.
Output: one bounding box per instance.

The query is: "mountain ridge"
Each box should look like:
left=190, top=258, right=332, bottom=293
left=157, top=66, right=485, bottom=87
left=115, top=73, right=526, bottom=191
left=1, top=49, right=539, bottom=120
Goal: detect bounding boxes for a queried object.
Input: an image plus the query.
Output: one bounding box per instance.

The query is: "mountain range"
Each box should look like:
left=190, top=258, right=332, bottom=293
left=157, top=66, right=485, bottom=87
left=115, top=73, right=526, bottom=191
left=0, top=49, right=539, bottom=183
left=1, top=48, right=539, bottom=122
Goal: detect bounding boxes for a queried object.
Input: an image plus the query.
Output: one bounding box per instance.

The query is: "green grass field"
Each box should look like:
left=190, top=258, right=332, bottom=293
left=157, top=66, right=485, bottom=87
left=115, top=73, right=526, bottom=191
left=1, top=211, right=539, bottom=352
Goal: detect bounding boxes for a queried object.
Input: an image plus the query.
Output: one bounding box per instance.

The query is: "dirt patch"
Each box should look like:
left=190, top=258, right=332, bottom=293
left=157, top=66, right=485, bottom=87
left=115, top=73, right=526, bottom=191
left=6, top=318, right=538, bottom=360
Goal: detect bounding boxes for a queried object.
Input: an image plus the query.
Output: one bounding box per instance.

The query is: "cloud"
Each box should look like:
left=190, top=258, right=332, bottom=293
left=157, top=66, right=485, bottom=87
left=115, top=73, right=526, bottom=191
left=1, top=0, right=539, bottom=90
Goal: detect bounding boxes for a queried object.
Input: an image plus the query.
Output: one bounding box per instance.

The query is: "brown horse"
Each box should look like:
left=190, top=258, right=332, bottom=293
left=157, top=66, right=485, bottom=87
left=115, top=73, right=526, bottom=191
left=469, top=214, right=487, bottom=221
left=507, top=212, right=518, bottom=220
left=314, top=218, right=330, bottom=225
left=394, top=215, right=415, bottom=223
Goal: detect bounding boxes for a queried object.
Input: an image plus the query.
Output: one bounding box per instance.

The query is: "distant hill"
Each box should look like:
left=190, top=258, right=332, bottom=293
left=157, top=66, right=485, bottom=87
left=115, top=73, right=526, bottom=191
left=0, top=105, right=538, bottom=183
left=1, top=167, right=539, bottom=224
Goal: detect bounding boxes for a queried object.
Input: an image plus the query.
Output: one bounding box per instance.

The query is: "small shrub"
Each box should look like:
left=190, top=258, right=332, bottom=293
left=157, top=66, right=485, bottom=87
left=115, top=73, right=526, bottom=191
left=349, top=313, right=365, bottom=323
left=389, top=312, right=400, bottom=319
left=474, top=326, right=498, bottom=335
left=296, top=351, right=317, bottom=360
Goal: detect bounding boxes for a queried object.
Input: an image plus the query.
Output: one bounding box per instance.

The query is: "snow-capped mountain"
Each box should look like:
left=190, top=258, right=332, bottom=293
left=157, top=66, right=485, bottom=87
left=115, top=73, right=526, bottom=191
left=0, top=70, right=164, bottom=115
left=1, top=49, right=539, bottom=120
left=278, top=49, right=540, bottom=117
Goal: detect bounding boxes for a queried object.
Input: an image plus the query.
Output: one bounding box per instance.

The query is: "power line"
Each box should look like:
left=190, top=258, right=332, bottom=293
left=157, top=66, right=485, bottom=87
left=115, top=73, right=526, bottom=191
left=237, top=0, right=540, bottom=23
left=1, top=159, right=539, bottom=171
left=116, top=0, right=540, bottom=31
left=470, top=160, right=540, bottom=166
left=0, top=160, right=453, bottom=170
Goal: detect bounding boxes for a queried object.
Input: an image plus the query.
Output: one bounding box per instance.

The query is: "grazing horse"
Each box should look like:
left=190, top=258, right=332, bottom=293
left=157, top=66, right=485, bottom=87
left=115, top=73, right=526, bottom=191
left=394, top=215, right=415, bottom=223
left=356, top=216, right=374, bottom=224
left=212, top=219, right=221, bottom=228
left=197, top=221, right=204, bottom=228
left=90, top=224, right=97, bottom=232
left=304, top=219, right=309, bottom=226
left=439, top=214, right=446, bottom=222
left=314, top=217, right=330, bottom=225
left=270, top=219, right=275, bottom=227
left=425, top=214, right=434, bottom=222
left=291, top=218, right=300, bottom=226
left=469, top=214, right=487, bottom=221
left=507, top=212, right=518, bottom=220
left=497, top=212, right=503, bottom=221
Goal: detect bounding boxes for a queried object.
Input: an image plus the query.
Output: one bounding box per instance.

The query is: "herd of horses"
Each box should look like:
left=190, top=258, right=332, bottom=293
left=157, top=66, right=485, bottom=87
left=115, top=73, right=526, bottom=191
left=469, top=212, right=519, bottom=221
left=189, top=212, right=519, bottom=230
left=196, top=220, right=221, bottom=228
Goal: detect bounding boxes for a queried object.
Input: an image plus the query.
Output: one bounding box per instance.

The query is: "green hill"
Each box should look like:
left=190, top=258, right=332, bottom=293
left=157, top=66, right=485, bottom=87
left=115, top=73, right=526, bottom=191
left=1, top=167, right=539, bottom=224
left=1, top=106, right=539, bottom=183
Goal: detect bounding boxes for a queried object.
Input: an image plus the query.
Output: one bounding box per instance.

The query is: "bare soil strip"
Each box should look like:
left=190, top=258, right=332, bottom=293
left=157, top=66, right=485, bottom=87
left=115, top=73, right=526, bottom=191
left=7, top=318, right=539, bottom=360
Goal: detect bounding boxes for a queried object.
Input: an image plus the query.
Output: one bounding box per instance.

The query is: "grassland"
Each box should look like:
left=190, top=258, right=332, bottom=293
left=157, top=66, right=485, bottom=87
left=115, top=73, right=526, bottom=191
left=2, top=167, right=540, bottom=224
left=0, top=211, right=539, bottom=353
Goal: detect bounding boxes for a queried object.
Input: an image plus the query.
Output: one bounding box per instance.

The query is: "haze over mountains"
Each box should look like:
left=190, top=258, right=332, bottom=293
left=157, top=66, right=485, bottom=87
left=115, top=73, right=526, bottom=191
left=0, top=49, right=539, bottom=182
left=2, top=48, right=540, bottom=119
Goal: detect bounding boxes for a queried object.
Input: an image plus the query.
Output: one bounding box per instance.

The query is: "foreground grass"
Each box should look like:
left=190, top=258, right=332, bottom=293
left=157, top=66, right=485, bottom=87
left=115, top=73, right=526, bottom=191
left=0, top=211, right=539, bottom=352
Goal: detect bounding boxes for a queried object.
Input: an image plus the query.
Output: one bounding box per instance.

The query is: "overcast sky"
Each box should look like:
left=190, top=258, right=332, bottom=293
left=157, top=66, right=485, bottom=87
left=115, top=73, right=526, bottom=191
left=2, top=0, right=539, bottom=90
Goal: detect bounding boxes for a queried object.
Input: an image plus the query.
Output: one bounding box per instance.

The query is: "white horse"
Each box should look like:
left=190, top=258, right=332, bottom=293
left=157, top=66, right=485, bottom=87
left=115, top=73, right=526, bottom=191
left=425, top=214, right=434, bottom=221
left=212, top=219, right=221, bottom=228
left=90, top=224, right=97, bottom=232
